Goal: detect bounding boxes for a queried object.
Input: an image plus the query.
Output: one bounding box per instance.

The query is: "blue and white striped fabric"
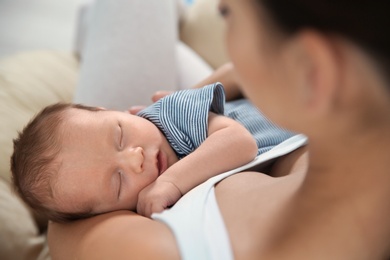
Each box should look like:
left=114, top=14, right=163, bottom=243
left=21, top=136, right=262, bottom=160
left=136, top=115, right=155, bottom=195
left=137, top=83, right=295, bottom=158
left=224, top=98, right=295, bottom=155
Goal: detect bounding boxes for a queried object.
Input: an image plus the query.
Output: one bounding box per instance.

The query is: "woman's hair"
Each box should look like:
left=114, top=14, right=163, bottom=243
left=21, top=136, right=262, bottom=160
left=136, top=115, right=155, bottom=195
left=257, top=0, right=390, bottom=84
left=11, top=103, right=101, bottom=222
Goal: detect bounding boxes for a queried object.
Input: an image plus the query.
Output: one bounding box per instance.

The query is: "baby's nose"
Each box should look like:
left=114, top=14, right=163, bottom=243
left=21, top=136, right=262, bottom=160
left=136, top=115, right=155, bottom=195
left=125, top=146, right=144, bottom=174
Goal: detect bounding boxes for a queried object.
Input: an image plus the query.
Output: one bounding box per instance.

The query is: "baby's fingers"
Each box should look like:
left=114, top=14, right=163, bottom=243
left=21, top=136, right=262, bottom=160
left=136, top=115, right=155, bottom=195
left=137, top=200, right=163, bottom=218
left=145, top=203, right=166, bottom=218
left=152, top=91, right=173, bottom=102
left=127, top=105, right=147, bottom=115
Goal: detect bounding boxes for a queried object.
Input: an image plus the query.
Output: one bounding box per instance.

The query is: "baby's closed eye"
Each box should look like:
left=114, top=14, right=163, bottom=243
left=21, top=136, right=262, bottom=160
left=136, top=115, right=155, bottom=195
left=117, top=123, right=124, bottom=149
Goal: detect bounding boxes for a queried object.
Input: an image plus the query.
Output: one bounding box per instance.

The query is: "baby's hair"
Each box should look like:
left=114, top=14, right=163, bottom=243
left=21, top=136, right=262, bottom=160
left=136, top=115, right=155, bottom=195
left=11, top=103, right=101, bottom=222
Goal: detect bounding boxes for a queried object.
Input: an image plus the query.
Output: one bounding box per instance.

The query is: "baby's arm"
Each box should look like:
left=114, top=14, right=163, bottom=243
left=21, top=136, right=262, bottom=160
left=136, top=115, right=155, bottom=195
left=137, top=112, right=258, bottom=217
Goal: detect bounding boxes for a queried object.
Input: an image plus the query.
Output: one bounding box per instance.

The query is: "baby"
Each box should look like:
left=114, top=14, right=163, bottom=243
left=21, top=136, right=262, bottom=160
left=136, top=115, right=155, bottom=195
left=11, top=83, right=294, bottom=222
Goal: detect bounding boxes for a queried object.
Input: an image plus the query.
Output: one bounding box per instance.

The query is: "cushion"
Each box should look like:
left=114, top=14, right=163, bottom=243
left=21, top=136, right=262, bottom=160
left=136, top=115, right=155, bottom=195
left=0, top=51, right=78, bottom=260
left=180, top=0, right=229, bottom=69
left=0, top=51, right=78, bottom=183
left=0, top=178, right=50, bottom=260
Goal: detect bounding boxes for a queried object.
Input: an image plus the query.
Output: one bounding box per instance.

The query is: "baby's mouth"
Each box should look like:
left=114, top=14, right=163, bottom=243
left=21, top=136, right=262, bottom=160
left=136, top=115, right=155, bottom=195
left=157, top=151, right=167, bottom=176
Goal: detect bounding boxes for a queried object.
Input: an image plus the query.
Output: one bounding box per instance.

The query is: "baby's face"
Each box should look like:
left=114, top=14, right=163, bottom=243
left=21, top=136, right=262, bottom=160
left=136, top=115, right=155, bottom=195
left=52, top=108, right=178, bottom=215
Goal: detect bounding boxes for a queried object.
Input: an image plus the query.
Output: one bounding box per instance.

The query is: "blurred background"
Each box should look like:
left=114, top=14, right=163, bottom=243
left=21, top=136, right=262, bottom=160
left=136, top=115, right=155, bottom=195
left=0, top=0, right=90, bottom=59
left=0, top=0, right=196, bottom=60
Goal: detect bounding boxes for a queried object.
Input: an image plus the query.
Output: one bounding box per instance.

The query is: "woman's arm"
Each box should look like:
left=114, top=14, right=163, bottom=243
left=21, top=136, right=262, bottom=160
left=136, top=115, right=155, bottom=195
left=48, top=210, right=180, bottom=260
left=137, top=112, right=258, bottom=217
left=190, top=62, right=242, bottom=101
left=129, top=62, right=242, bottom=114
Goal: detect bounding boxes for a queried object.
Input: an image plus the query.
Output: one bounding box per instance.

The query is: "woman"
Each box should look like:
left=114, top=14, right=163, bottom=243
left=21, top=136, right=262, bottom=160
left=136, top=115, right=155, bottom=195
left=48, top=0, right=390, bottom=259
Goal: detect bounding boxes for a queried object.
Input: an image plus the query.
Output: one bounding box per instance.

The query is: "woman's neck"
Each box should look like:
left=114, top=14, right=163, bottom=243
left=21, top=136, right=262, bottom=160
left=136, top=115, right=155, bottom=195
left=306, top=119, right=390, bottom=183
left=300, top=121, right=390, bottom=255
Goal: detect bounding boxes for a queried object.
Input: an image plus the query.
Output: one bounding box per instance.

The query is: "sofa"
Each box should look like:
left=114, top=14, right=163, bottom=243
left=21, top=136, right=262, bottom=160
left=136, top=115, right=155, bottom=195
left=0, top=0, right=227, bottom=259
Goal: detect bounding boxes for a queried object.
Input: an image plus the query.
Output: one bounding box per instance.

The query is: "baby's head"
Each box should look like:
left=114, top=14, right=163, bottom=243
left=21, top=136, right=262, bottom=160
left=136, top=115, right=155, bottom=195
left=11, top=103, right=102, bottom=222
left=11, top=103, right=175, bottom=222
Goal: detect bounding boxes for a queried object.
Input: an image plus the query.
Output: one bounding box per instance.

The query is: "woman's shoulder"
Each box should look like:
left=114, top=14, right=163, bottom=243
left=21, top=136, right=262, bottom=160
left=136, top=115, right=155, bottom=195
left=48, top=210, right=180, bottom=260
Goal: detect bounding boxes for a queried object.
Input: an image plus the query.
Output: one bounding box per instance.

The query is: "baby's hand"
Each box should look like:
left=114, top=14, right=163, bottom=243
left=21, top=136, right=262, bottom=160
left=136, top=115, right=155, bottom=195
left=136, top=179, right=182, bottom=218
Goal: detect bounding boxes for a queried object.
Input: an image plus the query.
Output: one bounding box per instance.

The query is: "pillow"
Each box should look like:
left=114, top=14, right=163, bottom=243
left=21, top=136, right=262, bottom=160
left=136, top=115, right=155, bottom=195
left=0, top=51, right=78, bottom=259
left=0, top=178, right=50, bottom=260
left=179, top=0, right=229, bottom=69
left=0, top=51, right=78, bottom=183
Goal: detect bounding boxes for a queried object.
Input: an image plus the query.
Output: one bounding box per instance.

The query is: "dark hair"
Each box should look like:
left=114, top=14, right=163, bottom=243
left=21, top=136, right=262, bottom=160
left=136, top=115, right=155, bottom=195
left=258, top=0, right=390, bottom=83
left=11, top=103, right=101, bottom=223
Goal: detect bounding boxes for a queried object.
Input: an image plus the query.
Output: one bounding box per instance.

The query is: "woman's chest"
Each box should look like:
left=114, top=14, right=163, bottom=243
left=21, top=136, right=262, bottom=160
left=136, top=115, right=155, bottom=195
left=215, top=172, right=304, bottom=259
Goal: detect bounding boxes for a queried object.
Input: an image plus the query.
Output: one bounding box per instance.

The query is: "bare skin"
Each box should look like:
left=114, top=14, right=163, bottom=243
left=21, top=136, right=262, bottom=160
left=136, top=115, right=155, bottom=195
left=48, top=0, right=390, bottom=259
left=48, top=146, right=308, bottom=260
left=51, top=106, right=257, bottom=217
left=49, top=122, right=390, bottom=260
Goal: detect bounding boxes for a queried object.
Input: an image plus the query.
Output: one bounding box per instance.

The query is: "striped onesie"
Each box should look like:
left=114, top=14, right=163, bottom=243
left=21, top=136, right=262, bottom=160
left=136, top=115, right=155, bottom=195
left=137, top=83, right=295, bottom=158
